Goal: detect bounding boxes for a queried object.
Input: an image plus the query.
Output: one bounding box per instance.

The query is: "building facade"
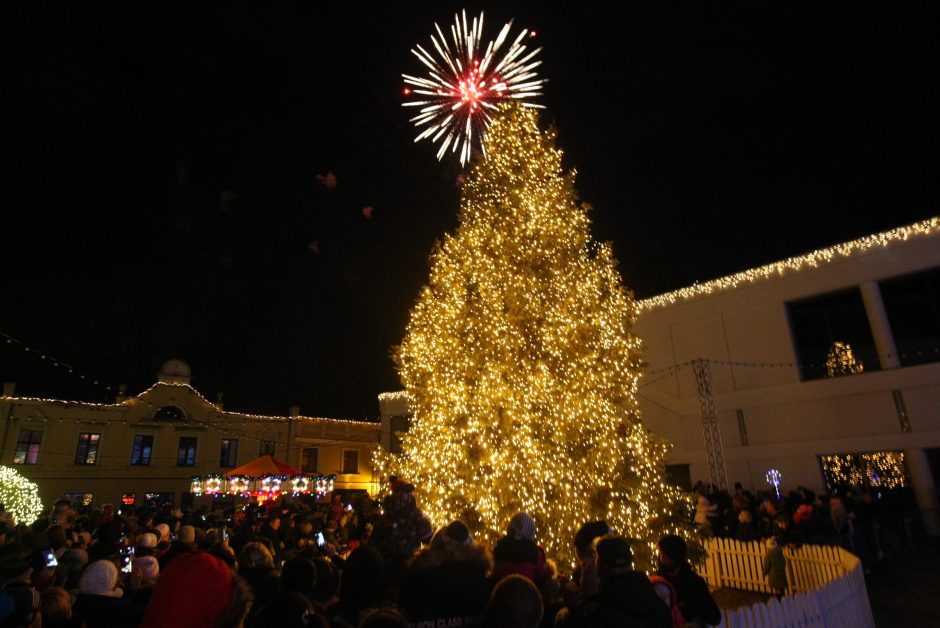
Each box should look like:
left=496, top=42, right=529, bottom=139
left=0, top=360, right=380, bottom=510
left=634, top=218, right=940, bottom=534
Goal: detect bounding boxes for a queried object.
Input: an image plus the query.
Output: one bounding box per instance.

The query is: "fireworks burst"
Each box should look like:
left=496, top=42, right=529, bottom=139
left=403, top=10, right=546, bottom=165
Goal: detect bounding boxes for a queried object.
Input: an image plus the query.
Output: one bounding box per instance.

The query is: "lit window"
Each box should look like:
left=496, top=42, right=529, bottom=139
left=75, top=433, right=100, bottom=465
left=788, top=288, right=880, bottom=381
left=13, top=430, right=42, bottom=465
left=131, top=435, right=154, bottom=466
left=177, top=437, right=197, bottom=466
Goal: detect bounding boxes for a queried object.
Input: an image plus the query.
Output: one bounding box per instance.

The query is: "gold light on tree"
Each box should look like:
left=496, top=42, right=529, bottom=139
left=0, top=466, right=44, bottom=526
left=825, top=341, right=864, bottom=377
left=376, top=104, right=694, bottom=570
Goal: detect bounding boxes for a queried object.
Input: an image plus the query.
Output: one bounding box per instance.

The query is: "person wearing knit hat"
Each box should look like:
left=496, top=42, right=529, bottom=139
left=0, top=585, right=41, bottom=628
left=153, top=524, right=170, bottom=544
left=73, top=560, right=123, bottom=628
left=507, top=512, right=536, bottom=541
left=177, top=525, right=195, bottom=545
left=132, top=555, right=160, bottom=587
left=139, top=552, right=251, bottom=628
left=492, top=513, right=548, bottom=588
left=569, top=535, right=670, bottom=628
left=656, top=535, right=721, bottom=627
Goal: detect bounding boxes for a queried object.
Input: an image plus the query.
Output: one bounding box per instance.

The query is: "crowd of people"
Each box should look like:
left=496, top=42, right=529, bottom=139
left=0, top=478, right=728, bottom=628
left=688, top=479, right=916, bottom=572
left=7, top=475, right=912, bottom=628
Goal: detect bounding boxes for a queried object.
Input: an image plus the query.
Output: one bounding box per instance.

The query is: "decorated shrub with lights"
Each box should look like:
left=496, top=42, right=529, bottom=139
left=376, top=104, right=695, bottom=570
left=0, top=465, right=44, bottom=526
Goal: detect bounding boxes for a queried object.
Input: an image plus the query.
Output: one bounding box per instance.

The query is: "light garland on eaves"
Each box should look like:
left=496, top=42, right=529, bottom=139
left=0, top=466, right=44, bottom=526
left=638, top=217, right=940, bottom=311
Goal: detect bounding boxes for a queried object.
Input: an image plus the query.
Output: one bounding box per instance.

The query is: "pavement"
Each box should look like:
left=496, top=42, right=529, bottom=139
left=710, top=537, right=940, bottom=626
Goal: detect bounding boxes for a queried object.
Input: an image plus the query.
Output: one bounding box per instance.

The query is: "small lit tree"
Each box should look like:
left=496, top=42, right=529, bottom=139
left=826, top=341, right=864, bottom=377
left=0, top=466, right=44, bottom=526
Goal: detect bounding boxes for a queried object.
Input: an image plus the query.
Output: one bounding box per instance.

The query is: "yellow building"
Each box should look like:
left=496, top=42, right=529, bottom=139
left=0, top=360, right=380, bottom=509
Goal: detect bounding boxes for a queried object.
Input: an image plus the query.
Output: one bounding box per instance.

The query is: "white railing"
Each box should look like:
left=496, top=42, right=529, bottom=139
left=696, top=538, right=875, bottom=627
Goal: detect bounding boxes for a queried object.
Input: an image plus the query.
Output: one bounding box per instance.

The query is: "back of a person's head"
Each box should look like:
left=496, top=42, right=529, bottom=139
left=574, top=521, right=611, bottom=555
left=311, top=557, right=338, bottom=603
left=484, top=574, right=543, bottom=628
left=359, top=607, right=409, bottom=628
left=280, top=556, right=317, bottom=596
left=139, top=551, right=251, bottom=628
left=255, top=591, right=326, bottom=628
left=339, top=545, right=386, bottom=613
left=39, top=586, right=72, bottom=624
left=595, top=535, right=634, bottom=578
left=238, top=541, right=274, bottom=571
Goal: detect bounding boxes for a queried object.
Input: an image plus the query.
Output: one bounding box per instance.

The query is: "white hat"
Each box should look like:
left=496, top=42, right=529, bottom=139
left=79, top=560, right=124, bottom=598
left=134, top=555, right=160, bottom=584
left=137, top=532, right=158, bottom=549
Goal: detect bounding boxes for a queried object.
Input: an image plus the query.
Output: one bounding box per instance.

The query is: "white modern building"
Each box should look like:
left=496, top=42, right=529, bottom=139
left=634, top=217, right=940, bottom=534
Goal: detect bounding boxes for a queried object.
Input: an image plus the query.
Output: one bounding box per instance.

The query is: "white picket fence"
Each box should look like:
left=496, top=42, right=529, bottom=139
left=695, top=538, right=875, bottom=627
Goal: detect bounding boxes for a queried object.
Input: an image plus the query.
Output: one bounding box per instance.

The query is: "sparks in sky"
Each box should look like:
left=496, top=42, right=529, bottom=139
left=403, top=10, right=546, bottom=166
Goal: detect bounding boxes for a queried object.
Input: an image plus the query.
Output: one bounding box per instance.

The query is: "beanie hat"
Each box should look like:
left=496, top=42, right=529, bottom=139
left=137, top=533, right=158, bottom=549
left=177, top=525, right=195, bottom=545
left=134, top=555, right=160, bottom=583
left=508, top=512, right=536, bottom=542
left=154, top=524, right=170, bottom=543
left=444, top=520, right=472, bottom=545
left=79, top=560, right=124, bottom=598
left=139, top=552, right=235, bottom=628
left=595, top=536, right=633, bottom=573
left=658, top=535, right=687, bottom=564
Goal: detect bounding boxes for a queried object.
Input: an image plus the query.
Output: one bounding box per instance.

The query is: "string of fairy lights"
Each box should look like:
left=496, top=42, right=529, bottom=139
left=636, top=217, right=940, bottom=312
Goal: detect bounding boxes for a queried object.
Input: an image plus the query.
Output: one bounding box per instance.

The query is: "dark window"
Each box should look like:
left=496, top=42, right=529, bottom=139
left=342, top=449, right=359, bottom=474
left=220, top=439, right=238, bottom=467
left=131, top=435, right=154, bottom=466
left=177, top=437, right=197, bottom=466
left=153, top=406, right=184, bottom=421
left=302, top=448, right=318, bottom=473
left=260, top=440, right=276, bottom=456
left=13, top=429, right=42, bottom=464
left=788, top=287, right=881, bottom=380
left=75, top=433, right=100, bottom=465
left=880, top=267, right=940, bottom=367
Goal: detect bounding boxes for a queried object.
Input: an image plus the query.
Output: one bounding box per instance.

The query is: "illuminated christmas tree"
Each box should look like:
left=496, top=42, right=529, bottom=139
left=377, top=104, right=693, bottom=569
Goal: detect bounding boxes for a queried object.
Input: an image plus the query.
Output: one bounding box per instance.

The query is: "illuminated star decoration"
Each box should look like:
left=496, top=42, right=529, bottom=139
left=403, top=9, right=546, bottom=165
left=766, top=469, right=782, bottom=499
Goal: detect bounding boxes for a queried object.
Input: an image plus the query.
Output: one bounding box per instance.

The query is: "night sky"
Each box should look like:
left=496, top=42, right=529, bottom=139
left=4, top=2, right=938, bottom=419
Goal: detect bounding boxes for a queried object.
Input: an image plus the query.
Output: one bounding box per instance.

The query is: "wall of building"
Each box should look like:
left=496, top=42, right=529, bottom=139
left=634, top=228, right=940, bottom=501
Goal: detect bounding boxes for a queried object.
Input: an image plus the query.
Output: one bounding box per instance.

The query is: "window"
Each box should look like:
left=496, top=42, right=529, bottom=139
left=788, top=288, right=881, bottom=381
left=74, top=433, right=100, bottom=465
left=260, top=440, right=276, bottom=456
left=820, top=451, right=909, bottom=492
left=153, top=405, right=184, bottom=421
left=342, top=449, right=359, bottom=474
left=302, top=448, right=318, bottom=473
left=131, top=435, right=154, bottom=466
left=13, top=429, right=42, bottom=464
left=177, top=437, right=197, bottom=466
left=220, top=439, right=238, bottom=467
left=880, top=267, right=940, bottom=367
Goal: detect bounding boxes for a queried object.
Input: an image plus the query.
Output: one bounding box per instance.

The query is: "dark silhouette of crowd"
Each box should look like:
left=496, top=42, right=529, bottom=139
left=3, top=474, right=911, bottom=628
left=688, top=479, right=919, bottom=570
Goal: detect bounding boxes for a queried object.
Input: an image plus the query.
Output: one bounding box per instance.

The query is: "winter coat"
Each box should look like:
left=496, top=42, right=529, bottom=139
left=573, top=571, right=672, bottom=628
left=399, top=541, right=492, bottom=626
left=491, top=536, right=548, bottom=587
left=762, top=545, right=788, bottom=594
left=657, top=563, right=722, bottom=626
